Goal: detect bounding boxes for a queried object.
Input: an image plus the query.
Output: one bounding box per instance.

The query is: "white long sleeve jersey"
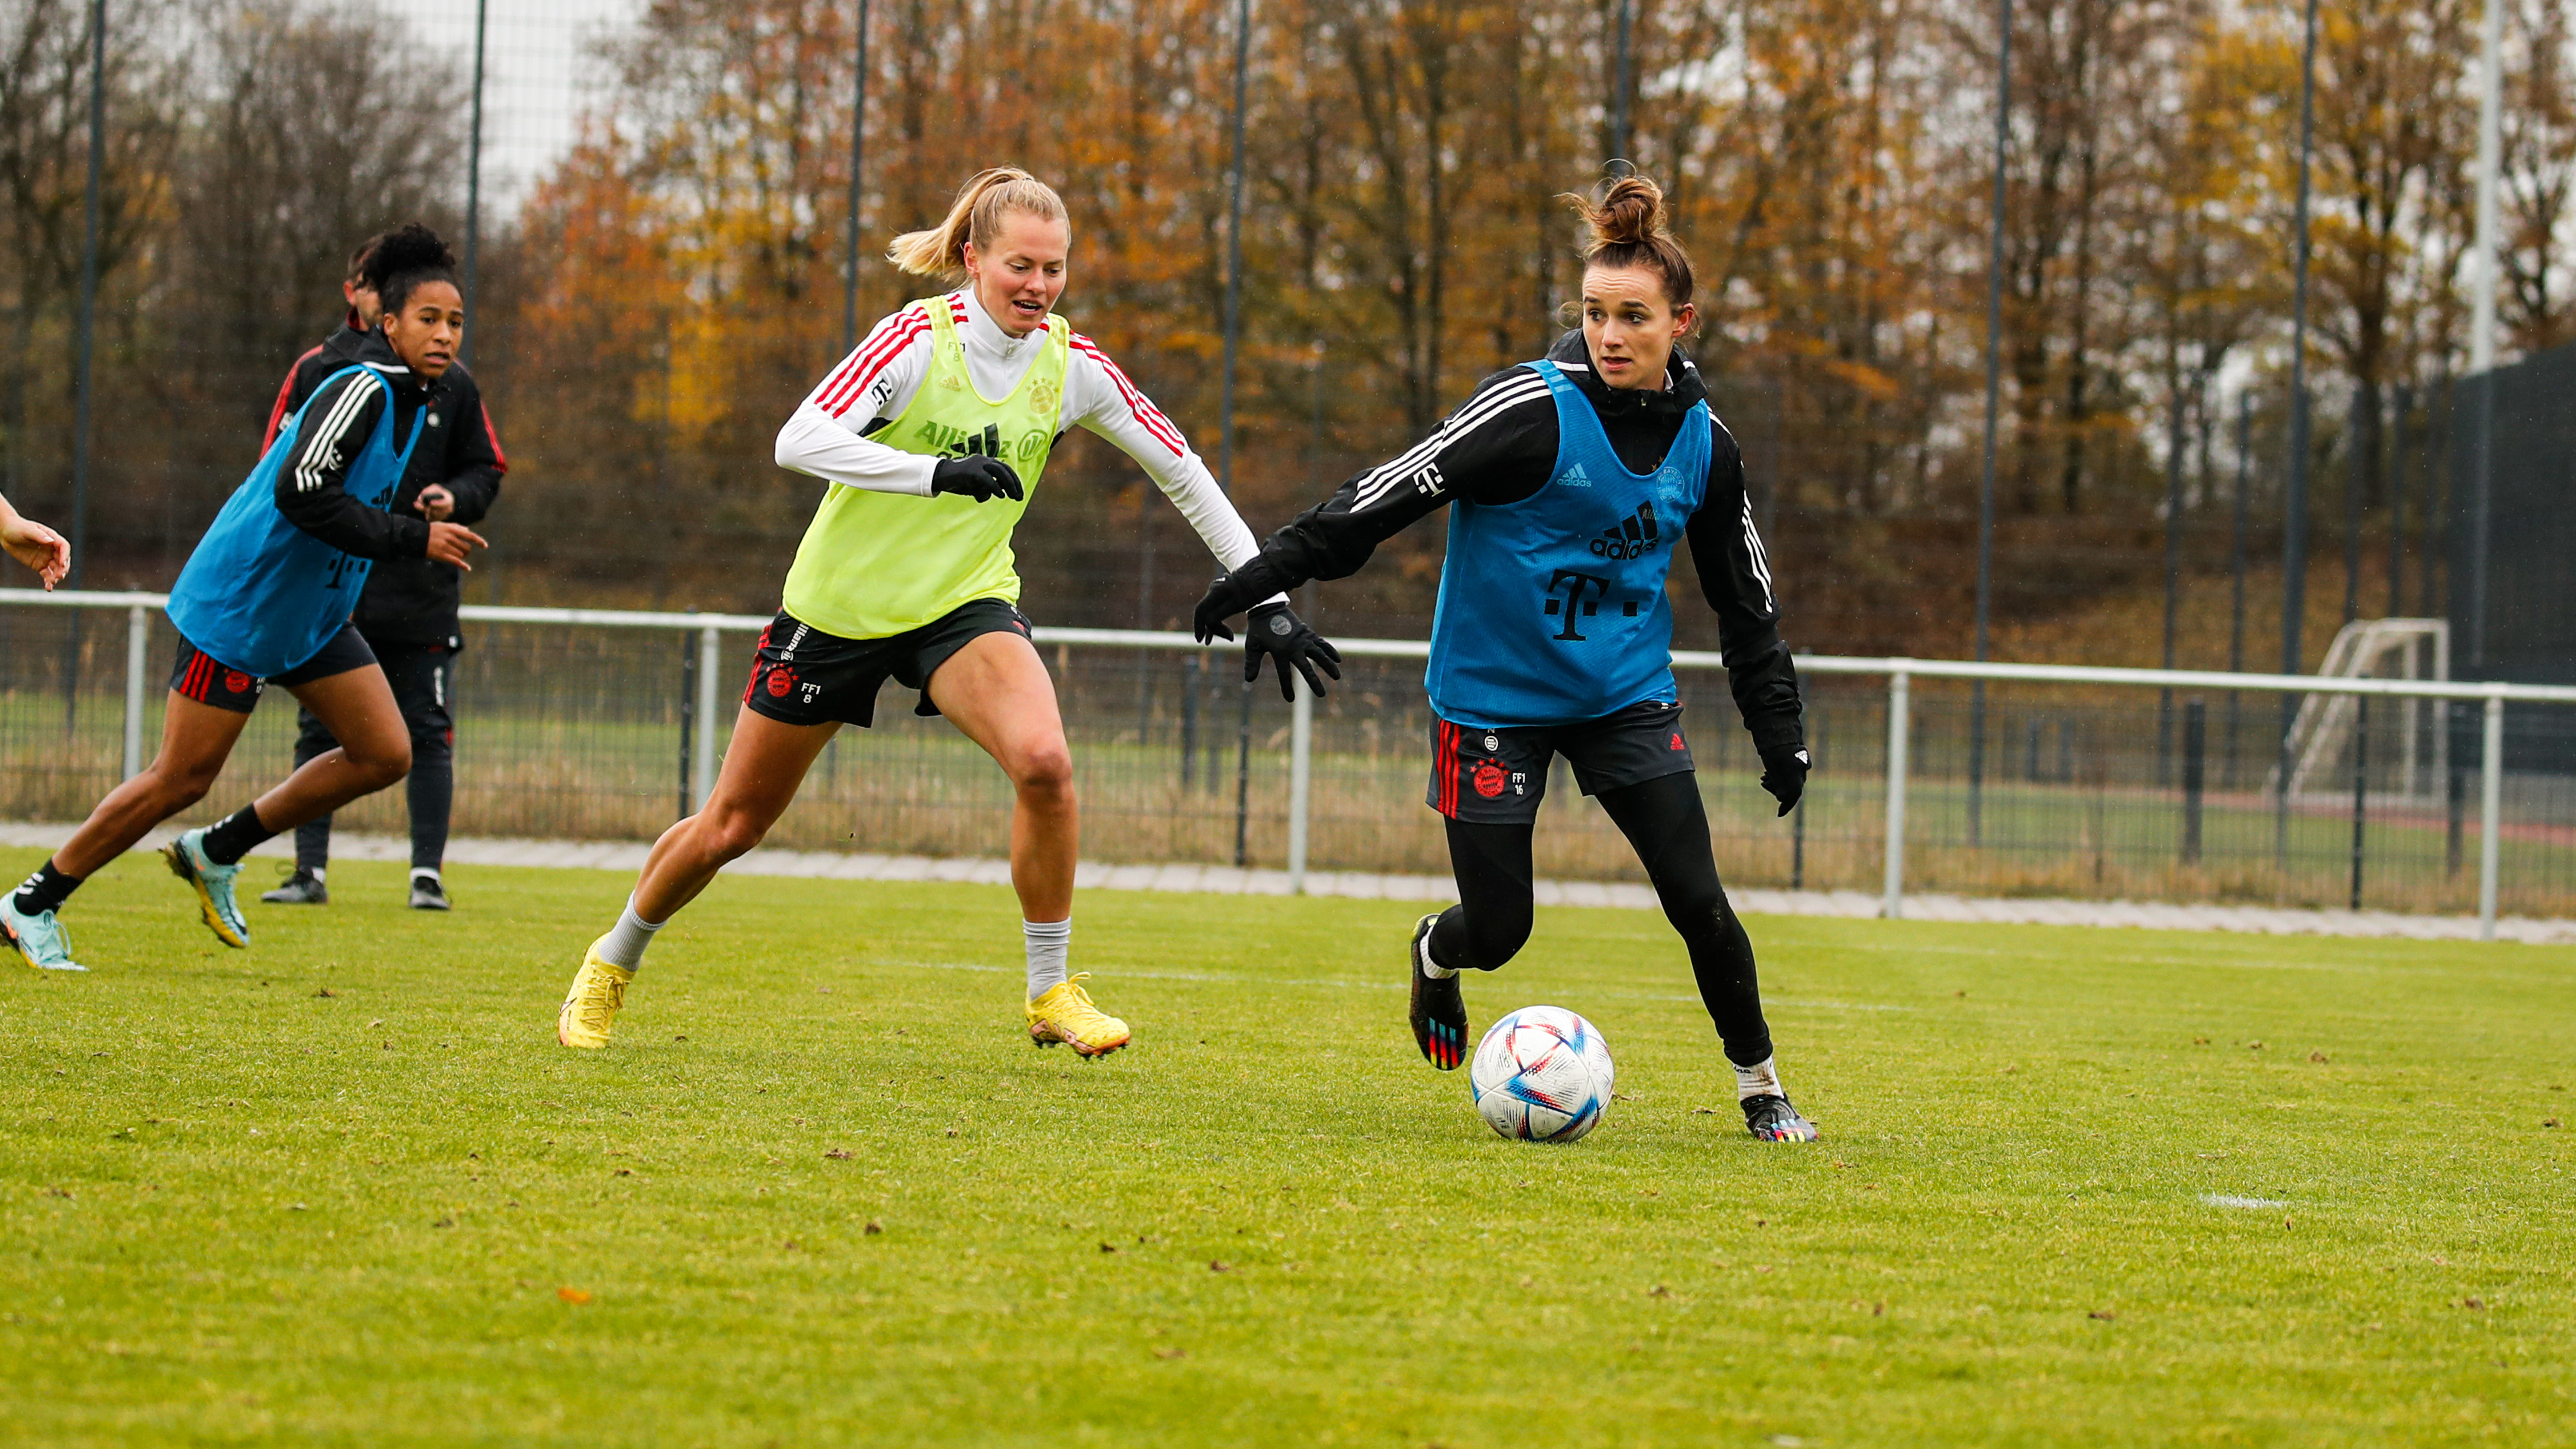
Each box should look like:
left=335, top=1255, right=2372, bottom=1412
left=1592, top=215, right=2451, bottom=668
left=774, top=290, right=1263, bottom=575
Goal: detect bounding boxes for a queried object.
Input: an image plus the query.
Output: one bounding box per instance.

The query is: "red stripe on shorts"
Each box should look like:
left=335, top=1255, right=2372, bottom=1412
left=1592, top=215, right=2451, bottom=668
left=1436, top=721, right=1457, bottom=817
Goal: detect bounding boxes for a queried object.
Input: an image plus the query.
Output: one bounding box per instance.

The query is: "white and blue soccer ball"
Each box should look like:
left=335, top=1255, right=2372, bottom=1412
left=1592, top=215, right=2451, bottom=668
left=1469, top=1005, right=1615, bottom=1142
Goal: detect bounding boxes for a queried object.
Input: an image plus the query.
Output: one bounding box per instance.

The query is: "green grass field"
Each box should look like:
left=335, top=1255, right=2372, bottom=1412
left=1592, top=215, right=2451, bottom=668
left=3, top=848, right=2571, bottom=1446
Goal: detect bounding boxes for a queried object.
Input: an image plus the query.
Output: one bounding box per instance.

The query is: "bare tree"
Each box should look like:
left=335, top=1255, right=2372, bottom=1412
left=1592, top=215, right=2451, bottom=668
left=162, top=0, right=465, bottom=469
left=0, top=0, right=177, bottom=503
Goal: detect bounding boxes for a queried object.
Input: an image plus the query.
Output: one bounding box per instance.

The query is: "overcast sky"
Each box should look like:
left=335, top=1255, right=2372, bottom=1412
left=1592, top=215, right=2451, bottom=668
left=377, top=0, right=645, bottom=211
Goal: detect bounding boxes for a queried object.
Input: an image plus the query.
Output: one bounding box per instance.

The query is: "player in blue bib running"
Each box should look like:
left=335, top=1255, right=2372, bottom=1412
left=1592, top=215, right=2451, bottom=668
left=1195, top=175, right=1819, bottom=1142
left=0, top=225, right=487, bottom=972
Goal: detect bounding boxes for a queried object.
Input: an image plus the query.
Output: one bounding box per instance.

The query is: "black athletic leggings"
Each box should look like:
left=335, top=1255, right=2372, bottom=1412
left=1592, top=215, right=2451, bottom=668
left=293, top=640, right=455, bottom=873
left=1426, top=770, right=1772, bottom=1066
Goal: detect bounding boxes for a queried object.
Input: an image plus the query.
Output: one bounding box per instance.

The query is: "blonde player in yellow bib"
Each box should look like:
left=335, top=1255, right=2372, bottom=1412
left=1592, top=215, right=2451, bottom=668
left=556, top=168, right=1341, bottom=1056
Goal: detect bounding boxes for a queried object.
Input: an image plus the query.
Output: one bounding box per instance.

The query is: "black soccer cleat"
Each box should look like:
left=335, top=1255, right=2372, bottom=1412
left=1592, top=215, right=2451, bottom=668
left=1407, top=913, right=1469, bottom=1071
left=1742, top=1094, right=1819, bottom=1142
left=259, top=868, right=327, bottom=906
left=408, top=874, right=451, bottom=912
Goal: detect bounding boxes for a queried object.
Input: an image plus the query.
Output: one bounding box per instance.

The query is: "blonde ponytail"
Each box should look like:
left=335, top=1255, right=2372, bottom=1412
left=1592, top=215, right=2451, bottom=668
left=886, top=167, right=1071, bottom=283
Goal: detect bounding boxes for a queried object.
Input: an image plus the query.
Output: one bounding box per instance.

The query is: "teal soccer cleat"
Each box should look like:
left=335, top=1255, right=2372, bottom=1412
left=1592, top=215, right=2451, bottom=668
left=164, top=827, right=251, bottom=948
left=1, top=894, right=87, bottom=972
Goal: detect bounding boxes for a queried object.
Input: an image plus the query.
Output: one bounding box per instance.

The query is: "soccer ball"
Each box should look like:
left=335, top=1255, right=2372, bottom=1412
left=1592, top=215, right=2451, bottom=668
left=1469, top=1005, right=1615, bottom=1142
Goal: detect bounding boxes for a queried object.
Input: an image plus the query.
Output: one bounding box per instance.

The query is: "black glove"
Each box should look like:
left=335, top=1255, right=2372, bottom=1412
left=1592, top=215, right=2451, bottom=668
left=1191, top=557, right=1289, bottom=644
left=1241, top=602, right=1343, bottom=701
left=929, top=455, right=1025, bottom=503
left=1759, top=745, right=1810, bottom=817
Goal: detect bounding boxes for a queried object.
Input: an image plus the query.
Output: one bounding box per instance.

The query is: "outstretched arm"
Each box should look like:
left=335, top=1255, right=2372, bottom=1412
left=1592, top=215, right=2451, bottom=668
left=0, top=493, right=69, bottom=588
left=1196, top=363, right=1561, bottom=621
left=1065, top=333, right=1341, bottom=695
left=1064, top=332, right=1267, bottom=574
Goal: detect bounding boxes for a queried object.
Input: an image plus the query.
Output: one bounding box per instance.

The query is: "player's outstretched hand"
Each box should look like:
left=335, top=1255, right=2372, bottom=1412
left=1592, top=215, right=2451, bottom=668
left=1759, top=745, right=1810, bottom=816
left=0, top=506, right=70, bottom=589
left=426, top=521, right=489, bottom=571
left=1241, top=602, right=1342, bottom=701
left=1190, top=558, right=1286, bottom=644
left=930, top=456, right=1025, bottom=503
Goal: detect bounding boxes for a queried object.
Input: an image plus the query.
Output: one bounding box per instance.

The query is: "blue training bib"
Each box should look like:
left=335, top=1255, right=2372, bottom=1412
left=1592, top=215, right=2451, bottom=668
left=1423, top=359, right=1712, bottom=728
left=166, top=365, right=425, bottom=678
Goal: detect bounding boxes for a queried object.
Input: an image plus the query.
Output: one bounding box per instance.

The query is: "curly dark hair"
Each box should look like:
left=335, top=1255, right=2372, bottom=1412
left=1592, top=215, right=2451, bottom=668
left=361, top=222, right=460, bottom=316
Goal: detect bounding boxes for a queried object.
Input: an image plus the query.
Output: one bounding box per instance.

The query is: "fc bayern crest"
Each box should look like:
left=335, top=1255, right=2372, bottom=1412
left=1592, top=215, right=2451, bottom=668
left=766, top=665, right=797, bottom=699
left=1472, top=761, right=1509, bottom=798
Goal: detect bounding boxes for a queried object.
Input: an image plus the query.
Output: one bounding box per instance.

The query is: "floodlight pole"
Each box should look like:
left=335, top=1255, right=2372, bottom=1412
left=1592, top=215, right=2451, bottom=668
left=2277, top=0, right=2319, bottom=872
left=69, top=0, right=105, bottom=590
left=1222, top=0, right=1253, bottom=869
left=2159, top=343, right=2184, bottom=785
left=2226, top=392, right=2250, bottom=788
left=842, top=0, right=870, bottom=357
left=1969, top=0, right=2011, bottom=848
left=462, top=0, right=485, bottom=362
left=1609, top=0, right=1634, bottom=161
left=2467, top=0, right=2503, bottom=671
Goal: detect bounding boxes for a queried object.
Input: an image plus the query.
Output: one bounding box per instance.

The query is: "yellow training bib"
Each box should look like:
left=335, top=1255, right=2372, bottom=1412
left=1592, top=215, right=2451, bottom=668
left=779, top=299, right=1071, bottom=639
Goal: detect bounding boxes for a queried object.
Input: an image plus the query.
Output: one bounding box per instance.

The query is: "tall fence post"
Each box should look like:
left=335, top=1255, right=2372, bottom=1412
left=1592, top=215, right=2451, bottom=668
left=1883, top=669, right=1910, bottom=919
left=1287, top=680, right=1311, bottom=894
left=121, top=601, right=146, bottom=778
left=2478, top=690, right=2503, bottom=940
left=2181, top=697, right=2205, bottom=865
left=694, top=623, right=722, bottom=812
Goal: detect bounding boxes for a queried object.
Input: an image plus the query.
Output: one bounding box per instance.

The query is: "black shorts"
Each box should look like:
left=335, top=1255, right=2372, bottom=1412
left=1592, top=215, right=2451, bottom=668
left=170, top=623, right=378, bottom=715
left=741, top=599, right=1034, bottom=729
left=1428, top=700, right=1697, bottom=824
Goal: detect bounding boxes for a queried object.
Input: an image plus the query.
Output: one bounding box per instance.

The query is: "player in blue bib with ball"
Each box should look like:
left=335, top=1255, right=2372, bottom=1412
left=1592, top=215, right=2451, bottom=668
left=1195, top=174, right=1818, bottom=1142
left=1, top=225, right=487, bottom=972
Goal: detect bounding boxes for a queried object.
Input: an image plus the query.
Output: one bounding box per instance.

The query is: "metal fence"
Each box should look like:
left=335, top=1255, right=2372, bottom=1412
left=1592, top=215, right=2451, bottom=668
left=4, top=589, right=2573, bottom=938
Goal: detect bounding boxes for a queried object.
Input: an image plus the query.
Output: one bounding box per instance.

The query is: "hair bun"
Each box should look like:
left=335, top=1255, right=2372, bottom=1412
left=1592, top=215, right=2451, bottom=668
left=1555, top=171, right=1695, bottom=311
left=1593, top=177, right=1665, bottom=245
left=362, top=222, right=456, bottom=291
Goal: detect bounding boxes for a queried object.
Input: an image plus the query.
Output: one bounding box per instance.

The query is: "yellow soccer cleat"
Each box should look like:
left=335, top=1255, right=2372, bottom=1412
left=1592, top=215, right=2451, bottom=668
left=1025, top=973, right=1130, bottom=1058
left=556, top=941, right=635, bottom=1050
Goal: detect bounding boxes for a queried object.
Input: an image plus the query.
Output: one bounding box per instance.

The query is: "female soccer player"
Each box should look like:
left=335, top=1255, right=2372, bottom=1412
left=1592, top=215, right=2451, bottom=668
left=257, top=231, right=509, bottom=912
left=555, top=167, right=1339, bottom=1055
left=0, top=225, right=486, bottom=972
left=1195, top=175, right=1819, bottom=1141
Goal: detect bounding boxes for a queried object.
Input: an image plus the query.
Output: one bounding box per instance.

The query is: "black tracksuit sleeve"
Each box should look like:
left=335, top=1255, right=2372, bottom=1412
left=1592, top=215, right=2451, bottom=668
left=272, top=372, right=432, bottom=561
left=434, top=369, right=506, bottom=527
left=1253, top=365, right=1559, bottom=590
left=1683, top=425, right=1803, bottom=756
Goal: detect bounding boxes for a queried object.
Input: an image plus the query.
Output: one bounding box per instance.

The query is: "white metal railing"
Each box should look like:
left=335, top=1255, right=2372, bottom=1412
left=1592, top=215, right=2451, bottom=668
left=8, top=588, right=2575, bottom=939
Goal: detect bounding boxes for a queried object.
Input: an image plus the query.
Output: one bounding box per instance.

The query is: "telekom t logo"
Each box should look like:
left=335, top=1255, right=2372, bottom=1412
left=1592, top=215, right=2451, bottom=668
left=1543, top=569, right=1609, bottom=641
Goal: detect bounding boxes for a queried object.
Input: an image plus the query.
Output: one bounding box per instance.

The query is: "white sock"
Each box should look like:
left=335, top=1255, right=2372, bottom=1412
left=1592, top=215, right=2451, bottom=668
left=596, top=896, right=665, bottom=972
left=307, top=866, right=326, bottom=884
left=411, top=867, right=440, bottom=884
left=1417, top=923, right=1457, bottom=980
left=1024, top=918, right=1071, bottom=999
left=1733, top=1056, right=1783, bottom=1102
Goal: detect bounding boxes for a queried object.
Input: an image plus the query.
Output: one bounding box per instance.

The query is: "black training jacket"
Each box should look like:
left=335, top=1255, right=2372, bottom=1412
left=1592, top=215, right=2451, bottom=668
left=1241, top=330, right=1804, bottom=756
left=264, top=315, right=506, bottom=648
left=269, top=328, right=437, bottom=562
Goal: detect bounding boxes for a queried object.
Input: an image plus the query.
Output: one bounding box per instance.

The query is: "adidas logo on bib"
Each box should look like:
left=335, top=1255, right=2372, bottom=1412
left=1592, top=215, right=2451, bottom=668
left=1559, top=463, right=1592, bottom=488
left=1590, top=502, right=1661, bottom=561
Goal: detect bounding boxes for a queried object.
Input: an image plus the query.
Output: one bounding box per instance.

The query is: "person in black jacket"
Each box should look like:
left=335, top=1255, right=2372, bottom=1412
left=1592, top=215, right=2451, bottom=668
left=259, top=233, right=507, bottom=911
left=1195, top=175, right=1818, bottom=1142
